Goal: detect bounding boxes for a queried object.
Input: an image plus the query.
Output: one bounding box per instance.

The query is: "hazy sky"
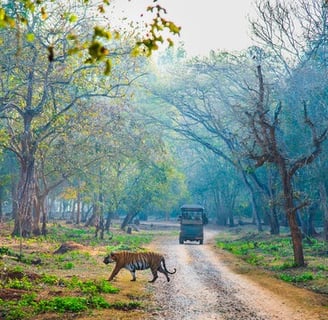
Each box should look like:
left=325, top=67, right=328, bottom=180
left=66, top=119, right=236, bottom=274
left=112, top=0, right=256, bottom=56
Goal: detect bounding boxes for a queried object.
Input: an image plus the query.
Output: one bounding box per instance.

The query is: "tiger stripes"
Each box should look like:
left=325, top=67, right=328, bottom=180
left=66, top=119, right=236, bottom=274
left=103, top=251, right=176, bottom=282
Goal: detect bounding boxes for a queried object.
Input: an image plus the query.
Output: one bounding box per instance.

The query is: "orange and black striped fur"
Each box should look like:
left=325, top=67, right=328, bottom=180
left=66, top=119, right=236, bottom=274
left=103, top=251, right=176, bottom=282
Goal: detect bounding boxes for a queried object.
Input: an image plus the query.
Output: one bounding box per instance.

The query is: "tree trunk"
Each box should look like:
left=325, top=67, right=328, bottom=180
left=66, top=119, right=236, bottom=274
left=41, top=197, right=47, bottom=236
left=319, top=182, right=328, bottom=241
left=12, top=158, right=36, bottom=237
left=268, top=206, right=280, bottom=235
left=0, top=186, right=3, bottom=222
left=11, top=178, right=18, bottom=221
left=254, top=63, right=304, bottom=265
left=105, top=211, right=113, bottom=232
left=32, top=196, right=41, bottom=236
left=76, top=192, right=81, bottom=225
left=121, top=212, right=136, bottom=230
left=242, top=171, right=262, bottom=231
left=307, top=209, right=317, bottom=237
left=281, top=168, right=305, bottom=266
left=267, top=170, right=280, bottom=235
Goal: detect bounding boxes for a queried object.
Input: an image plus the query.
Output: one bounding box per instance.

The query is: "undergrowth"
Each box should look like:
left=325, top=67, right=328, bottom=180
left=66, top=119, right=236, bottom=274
left=216, top=228, right=328, bottom=294
left=0, top=222, right=152, bottom=319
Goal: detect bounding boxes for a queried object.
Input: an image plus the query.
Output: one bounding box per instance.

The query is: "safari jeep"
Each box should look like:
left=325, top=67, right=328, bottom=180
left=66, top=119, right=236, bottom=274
left=179, top=204, right=207, bottom=245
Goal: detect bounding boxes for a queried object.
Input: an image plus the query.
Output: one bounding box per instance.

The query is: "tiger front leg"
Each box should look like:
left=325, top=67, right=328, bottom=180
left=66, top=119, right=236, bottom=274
left=130, top=270, right=137, bottom=281
left=108, top=266, right=121, bottom=281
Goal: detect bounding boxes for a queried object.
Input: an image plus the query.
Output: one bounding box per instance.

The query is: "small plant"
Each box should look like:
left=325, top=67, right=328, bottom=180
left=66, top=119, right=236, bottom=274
left=63, top=275, right=82, bottom=289
left=0, top=306, right=30, bottom=320
left=0, top=247, right=10, bottom=255
left=110, top=301, right=142, bottom=310
left=96, top=279, right=120, bottom=294
left=317, top=264, right=328, bottom=272
left=88, top=295, right=110, bottom=309
left=271, top=260, right=296, bottom=271
left=0, top=294, right=37, bottom=320
left=279, top=272, right=314, bottom=283
left=245, top=253, right=264, bottom=266
left=61, top=262, right=74, bottom=270
left=6, top=277, right=33, bottom=290
left=106, top=233, right=154, bottom=252
left=40, top=274, right=59, bottom=285
left=37, top=296, right=88, bottom=313
left=78, top=279, right=120, bottom=294
left=18, top=293, right=37, bottom=307
left=79, top=280, right=98, bottom=295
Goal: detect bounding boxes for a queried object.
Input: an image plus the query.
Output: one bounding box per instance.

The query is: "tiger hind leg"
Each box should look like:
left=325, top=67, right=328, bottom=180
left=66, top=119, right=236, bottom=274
left=149, top=269, right=159, bottom=282
left=157, top=265, right=170, bottom=282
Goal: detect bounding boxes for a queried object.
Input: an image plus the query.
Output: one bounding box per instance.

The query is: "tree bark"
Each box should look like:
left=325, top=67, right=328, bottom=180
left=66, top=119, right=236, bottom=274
left=250, top=63, right=305, bottom=266
left=319, top=182, right=328, bottom=241
left=12, top=155, right=36, bottom=237
left=121, top=212, right=137, bottom=230
left=280, top=165, right=304, bottom=266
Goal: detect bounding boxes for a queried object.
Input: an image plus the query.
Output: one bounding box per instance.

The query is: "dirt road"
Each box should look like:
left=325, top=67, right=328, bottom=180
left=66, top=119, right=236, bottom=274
left=147, top=228, right=328, bottom=320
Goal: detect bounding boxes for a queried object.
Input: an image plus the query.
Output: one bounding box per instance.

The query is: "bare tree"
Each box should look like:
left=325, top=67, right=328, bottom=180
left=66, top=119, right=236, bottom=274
left=244, top=57, right=327, bottom=266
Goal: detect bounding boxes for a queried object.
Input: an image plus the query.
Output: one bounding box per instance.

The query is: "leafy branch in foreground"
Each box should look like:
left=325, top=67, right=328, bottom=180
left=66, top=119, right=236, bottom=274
left=0, top=0, right=180, bottom=74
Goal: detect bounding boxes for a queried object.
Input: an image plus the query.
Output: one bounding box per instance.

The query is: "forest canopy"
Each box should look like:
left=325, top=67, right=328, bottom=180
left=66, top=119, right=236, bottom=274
left=0, top=0, right=328, bottom=268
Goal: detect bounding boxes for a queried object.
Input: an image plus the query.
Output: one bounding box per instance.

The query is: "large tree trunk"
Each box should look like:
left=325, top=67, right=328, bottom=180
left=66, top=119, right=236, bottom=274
left=76, top=192, right=81, bottom=225
left=241, top=171, right=262, bottom=231
left=12, top=159, right=35, bottom=237
left=121, top=212, right=137, bottom=230
left=268, top=206, right=280, bottom=235
left=281, top=167, right=304, bottom=266
left=319, top=182, right=328, bottom=241
left=105, top=211, right=114, bottom=232
left=253, top=63, right=304, bottom=266
left=32, top=195, right=41, bottom=236
left=0, top=186, right=3, bottom=222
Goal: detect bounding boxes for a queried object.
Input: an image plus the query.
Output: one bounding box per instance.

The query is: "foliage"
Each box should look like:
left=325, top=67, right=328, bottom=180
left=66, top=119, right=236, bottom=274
left=106, top=232, right=154, bottom=252
left=279, top=272, right=315, bottom=283
left=0, top=0, right=180, bottom=75
left=37, top=296, right=89, bottom=313
left=0, top=270, right=125, bottom=319
left=5, top=277, right=33, bottom=290
left=0, top=223, right=155, bottom=319
left=40, top=274, right=58, bottom=285
left=216, top=227, right=328, bottom=293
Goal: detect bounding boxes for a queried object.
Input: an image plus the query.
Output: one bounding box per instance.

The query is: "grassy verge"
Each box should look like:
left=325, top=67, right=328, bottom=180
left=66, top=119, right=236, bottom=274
left=0, top=222, right=156, bottom=320
left=215, top=226, right=328, bottom=295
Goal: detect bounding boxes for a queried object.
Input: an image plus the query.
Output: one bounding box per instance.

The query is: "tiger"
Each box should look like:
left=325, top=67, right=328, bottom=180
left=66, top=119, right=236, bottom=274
left=103, top=251, right=176, bottom=283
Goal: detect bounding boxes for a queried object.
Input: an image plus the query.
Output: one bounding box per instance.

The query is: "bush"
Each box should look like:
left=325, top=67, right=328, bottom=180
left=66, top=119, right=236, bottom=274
left=37, top=296, right=88, bottom=313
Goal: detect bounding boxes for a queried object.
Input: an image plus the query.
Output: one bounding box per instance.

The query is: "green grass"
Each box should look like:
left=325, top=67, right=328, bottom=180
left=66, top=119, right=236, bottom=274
left=279, top=272, right=315, bottom=283
left=5, top=277, right=33, bottom=290
left=216, top=228, right=328, bottom=294
left=0, top=223, right=152, bottom=319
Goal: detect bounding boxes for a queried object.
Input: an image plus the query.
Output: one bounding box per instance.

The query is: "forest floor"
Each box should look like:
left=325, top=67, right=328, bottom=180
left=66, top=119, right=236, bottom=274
left=0, top=221, right=327, bottom=319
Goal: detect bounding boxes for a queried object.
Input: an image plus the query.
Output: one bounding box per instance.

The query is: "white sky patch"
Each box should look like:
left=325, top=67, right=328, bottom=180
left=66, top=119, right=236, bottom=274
left=110, top=0, right=256, bottom=56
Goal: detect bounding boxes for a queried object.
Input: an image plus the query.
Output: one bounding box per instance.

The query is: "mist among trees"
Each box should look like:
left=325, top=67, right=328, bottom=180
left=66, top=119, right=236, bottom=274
left=1, top=0, right=328, bottom=266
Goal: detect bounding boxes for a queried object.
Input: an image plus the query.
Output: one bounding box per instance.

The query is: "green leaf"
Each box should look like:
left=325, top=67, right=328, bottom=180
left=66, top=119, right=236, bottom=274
left=104, top=59, right=111, bottom=75
left=26, top=33, right=35, bottom=42
left=69, top=14, right=78, bottom=23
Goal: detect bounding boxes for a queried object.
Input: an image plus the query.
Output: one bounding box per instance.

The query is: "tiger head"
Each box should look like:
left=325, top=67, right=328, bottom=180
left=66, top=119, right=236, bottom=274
left=103, top=252, right=116, bottom=264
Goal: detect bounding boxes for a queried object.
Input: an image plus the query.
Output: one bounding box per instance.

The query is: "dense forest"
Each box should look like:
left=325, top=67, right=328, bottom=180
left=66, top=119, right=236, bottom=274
left=0, top=0, right=328, bottom=267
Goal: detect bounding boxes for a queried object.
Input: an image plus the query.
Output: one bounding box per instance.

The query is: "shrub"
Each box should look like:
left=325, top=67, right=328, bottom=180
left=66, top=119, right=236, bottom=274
left=279, top=272, right=314, bottom=283
left=6, top=277, right=33, bottom=290
left=37, top=296, right=88, bottom=313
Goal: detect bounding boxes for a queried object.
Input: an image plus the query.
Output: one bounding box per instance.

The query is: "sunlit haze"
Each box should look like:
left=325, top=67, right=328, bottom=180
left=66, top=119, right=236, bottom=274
left=112, top=0, right=256, bottom=56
